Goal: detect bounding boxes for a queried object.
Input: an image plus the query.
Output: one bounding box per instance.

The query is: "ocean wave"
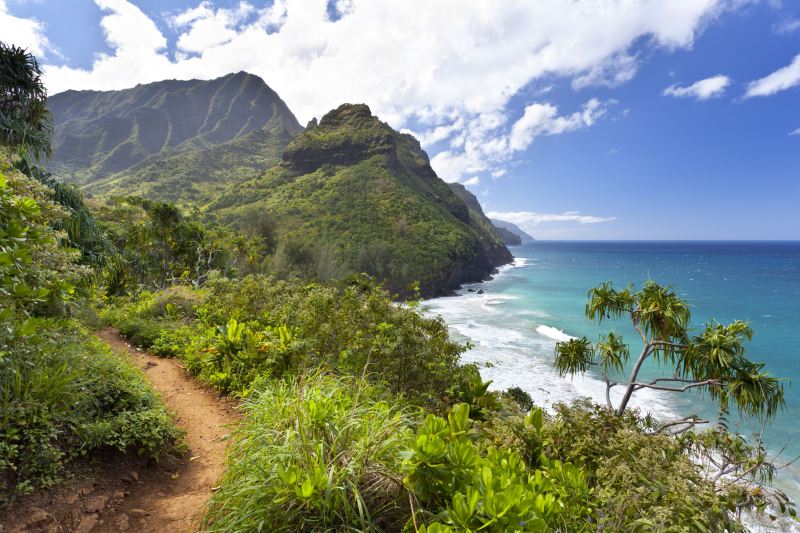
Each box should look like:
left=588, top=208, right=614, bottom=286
left=535, top=325, right=576, bottom=342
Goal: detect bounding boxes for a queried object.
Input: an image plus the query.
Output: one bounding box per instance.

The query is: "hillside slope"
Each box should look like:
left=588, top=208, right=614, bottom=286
left=491, top=218, right=535, bottom=242
left=47, top=72, right=302, bottom=202
left=209, top=104, right=512, bottom=296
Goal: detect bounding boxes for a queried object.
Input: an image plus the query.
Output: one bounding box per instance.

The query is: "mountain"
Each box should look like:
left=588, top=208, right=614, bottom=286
left=493, top=226, right=522, bottom=246
left=490, top=218, right=535, bottom=243
left=46, top=72, right=302, bottom=203
left=447, top=181, right=522, bottom=246
left=208, top=104, right=512, bottom=296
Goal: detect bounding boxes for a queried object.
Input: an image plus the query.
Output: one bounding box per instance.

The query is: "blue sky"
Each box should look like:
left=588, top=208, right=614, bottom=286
left=1, top=0, right=799, bottom=239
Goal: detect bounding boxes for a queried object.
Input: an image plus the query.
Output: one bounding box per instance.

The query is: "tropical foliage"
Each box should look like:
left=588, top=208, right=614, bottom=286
left=0, top=47, right=179, bottom=505
left=554, top=280, right=784, bottom=423
left=2, top=44, right=795, bottom=531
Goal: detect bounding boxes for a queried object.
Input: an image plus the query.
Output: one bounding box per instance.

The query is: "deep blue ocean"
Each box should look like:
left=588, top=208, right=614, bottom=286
left=424, top=241, right=800, bottom=500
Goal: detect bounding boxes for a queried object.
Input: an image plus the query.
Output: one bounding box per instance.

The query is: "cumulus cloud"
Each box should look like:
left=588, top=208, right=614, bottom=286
left=171, top=1, right=256, bottom=54
left=744, top=54, right=800, bottom=98
left=774, top=18, right=800, bottom=35
left=663, top=74, right=730, bottom=100
left=431, top=98, right=613, bottom=182
left=23, top=0, right=733, bottom=180
left=0, top=0, right=56, bottom=57
left=462, top=176, right=480, bottom=186
left=486, top=210, right=617, bottom=233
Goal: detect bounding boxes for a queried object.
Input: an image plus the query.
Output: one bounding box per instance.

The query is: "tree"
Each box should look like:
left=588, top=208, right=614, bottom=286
left=554, top=280, right=784, bottom=432
left=0, top=42, right=51, bottom=158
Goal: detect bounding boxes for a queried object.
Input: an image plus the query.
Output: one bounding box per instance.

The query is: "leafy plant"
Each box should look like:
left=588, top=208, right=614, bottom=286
left=201, top=373, right=412, bottom=532
left=403, top=403, right=592, bottom=532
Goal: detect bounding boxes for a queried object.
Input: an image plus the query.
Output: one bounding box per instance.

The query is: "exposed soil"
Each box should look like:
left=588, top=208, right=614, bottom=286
left=0, top=328, right=238, bottom=533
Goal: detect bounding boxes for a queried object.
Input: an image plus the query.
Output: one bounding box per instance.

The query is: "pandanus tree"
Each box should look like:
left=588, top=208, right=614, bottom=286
left=0, top=42, right=51, bottom=158
left=554, top=280, right=784, bottom=432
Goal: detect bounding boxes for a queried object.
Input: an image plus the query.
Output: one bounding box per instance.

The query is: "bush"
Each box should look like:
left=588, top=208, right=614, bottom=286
left=108, top=275, right=469, bottom=406
left=201, top=373, right=413, bottom=532
left=542, top=399, right=740, bottom=531
left=403, top=403, right=592, bottom=532
left=0, top=321, right=180, bottom=502
left=117, top=315, right=167, bottom=348
left=151, top=285, right=203, bottom=319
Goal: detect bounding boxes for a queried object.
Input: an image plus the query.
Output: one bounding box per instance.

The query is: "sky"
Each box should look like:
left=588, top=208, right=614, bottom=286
left=1, top=0, right=799, bottom=239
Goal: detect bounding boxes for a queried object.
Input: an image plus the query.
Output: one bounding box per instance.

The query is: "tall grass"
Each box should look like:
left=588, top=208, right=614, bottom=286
left=201, top=372, right=413, bottom=532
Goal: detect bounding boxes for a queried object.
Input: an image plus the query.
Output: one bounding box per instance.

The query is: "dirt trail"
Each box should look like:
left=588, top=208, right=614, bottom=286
left=1, top=328, right=239, bottom=533
left=91, top=327, right=239, bottom=532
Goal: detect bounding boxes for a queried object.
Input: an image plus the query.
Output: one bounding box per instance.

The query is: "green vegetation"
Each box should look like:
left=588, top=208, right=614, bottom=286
left=201, top=373, right=413, bottom=531
left=206, top=104, right=511, bottom=296
left=47, top=71, right=302, bottom=195
left=0, top=42, right=178, bottom=505
left=0, top=152, right=179, bottom=503
left=554, top=280, right=784, bottom=422
left=3, top=45, right=795, bottom=530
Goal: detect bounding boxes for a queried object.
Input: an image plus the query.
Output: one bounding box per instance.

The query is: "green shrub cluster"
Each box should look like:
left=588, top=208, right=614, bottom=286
left=107, top=274, right=469, bottom=406
left=202, top=373, right=594, bottom=533
left=102, top=271, right=792, bottom=530
left=201, top=373, right=413, bottom=532
left=0, top=154, right=179, bottom=504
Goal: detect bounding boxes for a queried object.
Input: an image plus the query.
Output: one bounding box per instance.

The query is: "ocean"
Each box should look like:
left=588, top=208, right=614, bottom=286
left=423, top=241, right=800, bottom=502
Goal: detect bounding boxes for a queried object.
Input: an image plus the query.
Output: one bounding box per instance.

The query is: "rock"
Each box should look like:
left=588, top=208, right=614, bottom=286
left=65, top=492, right=79, bottom=505
left=115, top=514, right=130, bottom=531
left=85, top=494, right=109, bottom=513
left=16, top=507, right=49, bottom=531
left=128, top=508, right=148, bottom=516
left=477, top=289, right=484, bottom=294
left=121, top=471, right=139, bottom=483
left=75, top=514, right=99, bottom=533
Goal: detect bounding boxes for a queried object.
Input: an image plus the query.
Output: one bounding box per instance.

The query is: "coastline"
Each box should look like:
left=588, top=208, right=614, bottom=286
left=423, top=245, right=800, bottom=531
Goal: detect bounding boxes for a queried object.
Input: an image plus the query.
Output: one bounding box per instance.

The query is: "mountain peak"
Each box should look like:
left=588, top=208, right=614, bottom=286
left=318, top=103, right=375, bottom=129
left=48, top=72, right=302, bottom=181
left=281, top=103, right=395, bottom=174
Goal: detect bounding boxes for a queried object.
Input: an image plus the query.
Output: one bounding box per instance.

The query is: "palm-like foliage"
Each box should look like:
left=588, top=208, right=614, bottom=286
left=0, top=42, right=51, bottom=158
left=554, top=280, right=784, bottom=423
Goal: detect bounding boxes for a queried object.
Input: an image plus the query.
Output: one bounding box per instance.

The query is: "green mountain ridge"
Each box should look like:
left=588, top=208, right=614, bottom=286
left=47, top=74, right=512, bottom=296
left=490, top=218, right=535, bottom=243
left=207, top=103, right=512, bottom=295
left=47, top=71, right=302, bottom=199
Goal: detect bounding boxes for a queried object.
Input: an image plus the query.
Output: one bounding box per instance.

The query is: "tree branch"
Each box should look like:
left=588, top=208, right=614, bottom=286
left=632, top=378, right=718, bottom=393
left=656, top=415, right=709, bottom=435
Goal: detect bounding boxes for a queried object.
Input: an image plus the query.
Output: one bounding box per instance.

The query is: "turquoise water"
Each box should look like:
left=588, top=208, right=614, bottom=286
left=424, top=241, right=800, bottom=499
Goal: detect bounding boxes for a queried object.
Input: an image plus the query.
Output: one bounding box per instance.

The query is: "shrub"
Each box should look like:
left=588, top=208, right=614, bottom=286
left=403, top=403, right=592, bottom=532
left=504, top=386, right=533, bottom=412
left=201, top=373, right=413, bottom=532
left=0, top=322, right=180, bottom=502
left=542, top=399, right=741, bottom=531
left=117, top=315, right=167, bottom=348
left=151, top=285, right=203, bottom=319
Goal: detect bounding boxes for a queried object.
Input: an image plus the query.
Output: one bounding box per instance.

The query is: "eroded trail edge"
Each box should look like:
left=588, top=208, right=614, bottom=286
left=94, top=327, right=238, bottom=532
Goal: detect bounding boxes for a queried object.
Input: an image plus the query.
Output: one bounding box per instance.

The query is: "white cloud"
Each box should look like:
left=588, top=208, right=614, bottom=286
left=509, top=98, right=608, bottom=150
left=462, top=176, right=480, bottom=186
left=430, top=98, right=613, bottom=181
left=0, top=0, right=56, bottom=57
left=487, top=210, right=617, bottom=233
left=790, top=128, right=800, bottom=136
left=744, top=54, right=800, bottom=98
left=26, top=0, right=735, bottom=179
left=171, top=1, right=255, bottom=53
left=774, top=18, right=800, bottom=35
left=663, top=74, right=730, bottom=100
